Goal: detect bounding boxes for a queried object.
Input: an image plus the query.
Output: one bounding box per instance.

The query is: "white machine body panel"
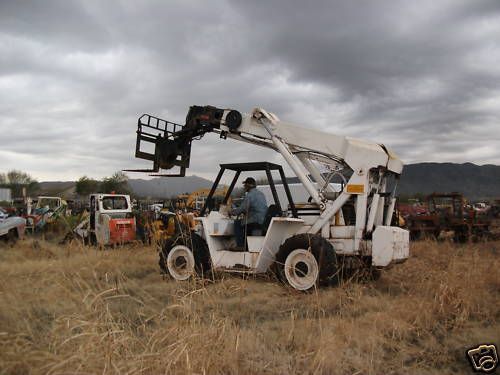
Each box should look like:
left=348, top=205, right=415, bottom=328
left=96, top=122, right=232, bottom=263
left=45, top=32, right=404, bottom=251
left=197, top=212, right=304, bottom=273
left=222, top=110, right=404, bottom=174
left=96, top=214, right=111, bottom=245
left=254, top=217, right=304, bottom=273
left=371, top=226, right=410, bottom=267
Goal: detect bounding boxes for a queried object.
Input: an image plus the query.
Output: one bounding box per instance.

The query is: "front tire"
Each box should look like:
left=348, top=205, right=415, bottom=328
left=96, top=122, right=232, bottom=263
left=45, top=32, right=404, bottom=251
left=275, top=234, right=338, bottom=291
left=159, top=232, right=211, bottom=279
left=166, top=245, right=196, bottom=280
left=283, top=249, right=320, bottom=290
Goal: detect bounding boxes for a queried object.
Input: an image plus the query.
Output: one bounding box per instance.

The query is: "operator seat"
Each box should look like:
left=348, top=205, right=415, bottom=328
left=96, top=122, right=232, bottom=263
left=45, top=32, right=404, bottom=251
left=261, top=204, right=281, bottom=234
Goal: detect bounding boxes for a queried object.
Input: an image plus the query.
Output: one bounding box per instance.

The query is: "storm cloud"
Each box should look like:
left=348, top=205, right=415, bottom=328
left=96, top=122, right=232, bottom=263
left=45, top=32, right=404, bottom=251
left=1, top=0, right=499, bottom=181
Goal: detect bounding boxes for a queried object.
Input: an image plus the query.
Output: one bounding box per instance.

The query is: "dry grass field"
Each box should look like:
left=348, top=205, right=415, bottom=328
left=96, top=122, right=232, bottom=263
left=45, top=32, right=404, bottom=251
left=0, top=238, right=498, bottom=375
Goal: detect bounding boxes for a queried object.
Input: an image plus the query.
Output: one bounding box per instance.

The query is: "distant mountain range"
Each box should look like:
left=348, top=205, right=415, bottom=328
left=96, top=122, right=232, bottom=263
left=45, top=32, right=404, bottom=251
left=37, top=163, right=499, bottom=200
left=399, top=162, right=500, bottom=199
left=127, top=176, right=213, bottom=198
left=38, top=175, right=213, bottom=200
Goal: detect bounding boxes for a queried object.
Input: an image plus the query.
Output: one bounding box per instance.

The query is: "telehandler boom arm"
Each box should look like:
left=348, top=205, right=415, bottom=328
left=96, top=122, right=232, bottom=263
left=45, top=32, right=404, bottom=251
left=126, top=105, right=404, bottom=249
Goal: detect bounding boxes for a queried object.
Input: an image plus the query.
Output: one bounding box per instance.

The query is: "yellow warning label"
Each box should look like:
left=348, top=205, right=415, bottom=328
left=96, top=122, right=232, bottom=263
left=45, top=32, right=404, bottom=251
left=346, top=184, right=365, bottom=194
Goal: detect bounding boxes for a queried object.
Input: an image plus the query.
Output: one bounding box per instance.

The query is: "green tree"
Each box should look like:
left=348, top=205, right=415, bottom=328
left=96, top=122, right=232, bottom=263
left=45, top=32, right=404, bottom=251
left=100, top=171, right=130, bottom=194
left=7, top=170, right=34, bottom=185
left=0, top=170, right=39, bottom=197
left=75, top=176, right=100, bottom=197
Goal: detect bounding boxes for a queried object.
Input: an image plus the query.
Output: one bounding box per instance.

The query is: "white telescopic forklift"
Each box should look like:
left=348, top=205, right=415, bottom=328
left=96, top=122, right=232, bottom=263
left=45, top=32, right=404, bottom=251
left=126, top=105, right=409, bottom=290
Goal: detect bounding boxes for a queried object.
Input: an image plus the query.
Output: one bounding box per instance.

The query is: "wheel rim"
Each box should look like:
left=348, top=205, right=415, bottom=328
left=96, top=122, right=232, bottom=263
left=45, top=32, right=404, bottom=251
left=167, top=245, right=195, bottom=280
left=284, top=249, right=319, bottom=291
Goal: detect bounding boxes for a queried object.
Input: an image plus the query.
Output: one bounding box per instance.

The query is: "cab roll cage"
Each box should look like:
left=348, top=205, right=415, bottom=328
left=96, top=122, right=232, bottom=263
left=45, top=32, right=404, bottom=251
left=200, top=161, right=298, bottom=218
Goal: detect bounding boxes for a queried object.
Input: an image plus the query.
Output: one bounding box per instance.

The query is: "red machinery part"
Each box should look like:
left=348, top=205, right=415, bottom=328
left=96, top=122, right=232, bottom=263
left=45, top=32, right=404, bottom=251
left=108, top=218, right=136, bottom=245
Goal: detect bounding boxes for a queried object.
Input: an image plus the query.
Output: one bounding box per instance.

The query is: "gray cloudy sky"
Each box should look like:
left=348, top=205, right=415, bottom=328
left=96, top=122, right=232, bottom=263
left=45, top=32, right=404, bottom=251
left=1, top=0, right=500, bottom=181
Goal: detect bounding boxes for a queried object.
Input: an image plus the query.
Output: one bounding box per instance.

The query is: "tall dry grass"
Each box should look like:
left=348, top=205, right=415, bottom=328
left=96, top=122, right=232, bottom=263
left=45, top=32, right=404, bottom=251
left=0, top=238, right=498, bottom=375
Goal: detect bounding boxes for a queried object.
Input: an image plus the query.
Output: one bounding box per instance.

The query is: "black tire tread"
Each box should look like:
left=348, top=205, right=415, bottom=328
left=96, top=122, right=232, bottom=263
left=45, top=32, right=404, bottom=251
left=6, top=229, right=18, bottom=244
left=275, top=234, right=338, bottom=287
left=159, top=232, right=211, bottom=276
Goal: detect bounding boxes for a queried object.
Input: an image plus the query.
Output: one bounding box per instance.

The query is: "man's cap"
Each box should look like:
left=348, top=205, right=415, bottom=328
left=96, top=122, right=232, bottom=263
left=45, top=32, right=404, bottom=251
left=242, top=177, right=256, bottom=186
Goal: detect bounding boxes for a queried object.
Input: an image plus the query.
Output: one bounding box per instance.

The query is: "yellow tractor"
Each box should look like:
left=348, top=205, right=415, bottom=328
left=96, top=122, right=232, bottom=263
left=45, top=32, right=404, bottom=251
left=175, top=187, right=229, bottom=212
left=148, top=209, right=198, bottom=248
left=142, top=188, right=230, bottom=248
left=149, top=209, right=177, bottom=245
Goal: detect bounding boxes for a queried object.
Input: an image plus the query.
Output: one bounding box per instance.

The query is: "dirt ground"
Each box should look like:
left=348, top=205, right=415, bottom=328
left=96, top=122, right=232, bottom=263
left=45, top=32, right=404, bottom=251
left=0, top=238, right=498, bottom=375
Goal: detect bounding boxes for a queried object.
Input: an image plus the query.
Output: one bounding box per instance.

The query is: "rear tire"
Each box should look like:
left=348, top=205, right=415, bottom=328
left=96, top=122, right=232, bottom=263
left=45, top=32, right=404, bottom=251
left=275, top=234, right=338, bottom=290
left=453, top=227, right=469, bottom=243
left=159, top=232, right=211, bottom=279
left=410, top=230, right=421, bottom=241
left=87, top=233, right=97, bottom=246
left=6, top=229, right=18, bottom=244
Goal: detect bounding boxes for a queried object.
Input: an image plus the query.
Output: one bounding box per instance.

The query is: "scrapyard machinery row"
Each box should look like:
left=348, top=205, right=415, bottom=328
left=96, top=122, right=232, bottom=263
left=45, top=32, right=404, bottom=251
left=1, top=197, right=67, bottom=242
left=0, top=207, right=26, bottom=243
left=24, top=196, right=68, bottom=233
left=405, top=192, right=492, bottom=242
left=126, top=105, right=410, bottom=291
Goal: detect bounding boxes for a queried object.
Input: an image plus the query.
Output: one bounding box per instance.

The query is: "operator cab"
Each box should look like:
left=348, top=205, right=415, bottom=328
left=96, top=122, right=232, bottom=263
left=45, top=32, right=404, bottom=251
left=201, top=162, right=297, bottom=217
left=198, top=162, right=298, bottom=253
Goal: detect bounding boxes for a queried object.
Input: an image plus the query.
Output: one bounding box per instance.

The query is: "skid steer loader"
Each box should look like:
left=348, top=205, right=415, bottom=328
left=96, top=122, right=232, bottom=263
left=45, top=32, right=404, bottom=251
left=73, top=194, right=136, bottom=246
left=126, top=105, right=409, bottom=290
